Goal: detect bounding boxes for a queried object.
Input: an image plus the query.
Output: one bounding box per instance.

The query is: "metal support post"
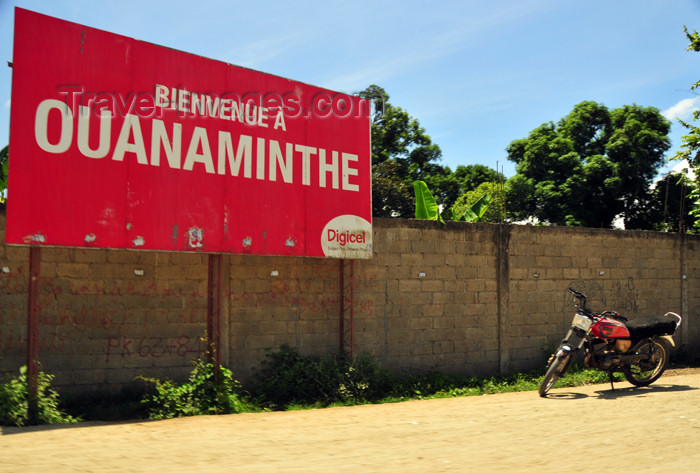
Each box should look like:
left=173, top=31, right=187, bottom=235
left=339, top=259, right=355, bottom=357
left=27, top=246, right=41, bottom=424
left=207, top=254, right=222, bottom=380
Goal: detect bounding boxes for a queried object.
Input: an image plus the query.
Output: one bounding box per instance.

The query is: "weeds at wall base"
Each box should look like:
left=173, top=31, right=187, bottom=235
left=0, top=365, right=79, bottom=427
left=3, top=346, right=698, bottom=425
left=137, top=355, right=255, bottom=419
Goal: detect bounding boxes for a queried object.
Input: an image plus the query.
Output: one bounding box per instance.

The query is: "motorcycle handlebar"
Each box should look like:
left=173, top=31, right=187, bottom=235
left=568, top=287, right=591, bottom=314
left=568, top=287, right=586, bottom=300
left=568, top=288, right=677, bottom=325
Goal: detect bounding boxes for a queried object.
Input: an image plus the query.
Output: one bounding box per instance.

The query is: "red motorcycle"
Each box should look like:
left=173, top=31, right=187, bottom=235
left=539, top=287, right=682, bottom=397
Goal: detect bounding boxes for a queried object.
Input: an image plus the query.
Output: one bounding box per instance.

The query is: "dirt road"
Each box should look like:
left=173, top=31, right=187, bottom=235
left=2, top=370, right=699, bottom=472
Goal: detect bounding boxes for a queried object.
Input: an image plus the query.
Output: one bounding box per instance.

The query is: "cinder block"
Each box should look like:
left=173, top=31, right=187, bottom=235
left=398, top=279, right=421, bottom=293
left=74, top=249, right=109, bottom=264
left=57, top=263, right=90, bottom=279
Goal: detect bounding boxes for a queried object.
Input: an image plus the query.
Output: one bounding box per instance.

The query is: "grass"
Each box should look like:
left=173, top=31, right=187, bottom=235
left=377, top=362, right=623, bottom=404
left=56, top=362, right=607, bottom=422
left=6, top=351, right=693, bottom=425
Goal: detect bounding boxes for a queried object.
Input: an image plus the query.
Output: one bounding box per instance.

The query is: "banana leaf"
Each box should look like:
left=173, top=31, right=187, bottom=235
left=455, top=193, right=493, bottom=222
left=414, top=181, right=444, bottom=224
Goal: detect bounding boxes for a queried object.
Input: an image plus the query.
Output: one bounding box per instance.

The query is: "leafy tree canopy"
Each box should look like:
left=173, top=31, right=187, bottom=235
left=627, top=171, right=696, bottom=232
left=371, top=159, right=414, bottom=218
left=451, top=181, right=504, bottom=224
left=359, top=85, right=499, bottom=217
left=453, top=164, right=501, bottom=196
left=505, top=101, right=671, bottom=228
left=359, top=85, right=444, bottom=217
left=671, top=27, right=700, bottom=231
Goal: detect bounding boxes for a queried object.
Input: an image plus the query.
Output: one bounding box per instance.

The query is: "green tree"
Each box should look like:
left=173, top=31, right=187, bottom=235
left=371, top=160, right=414, bottom=218
left=453, top=164, right=501, bottom=195
left=358, top=85, right=427, bottom=167
left=420, top=165, right=461, bottom=212
left=627, top=171, right=697, bottom=232
left=359, top=85, right=501, bottom=218
left=674, top=27, right=700, bottom=166
left=661, top=171, right=697, bottom=232
left=671, top=27, right=700, bottom=230
left=452, top=181, right=505, bottom=224
left=358, top=85, right=448, bottom=217
left=506, top=101, right=671, bottom=228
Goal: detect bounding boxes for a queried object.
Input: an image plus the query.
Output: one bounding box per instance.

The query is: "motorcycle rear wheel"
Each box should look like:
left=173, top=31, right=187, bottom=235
left=539, top=351, right=571, bottom=397
left=622, top=338, right=669, bottom=387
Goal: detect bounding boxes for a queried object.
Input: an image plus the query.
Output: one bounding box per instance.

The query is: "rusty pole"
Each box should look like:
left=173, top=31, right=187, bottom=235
left=347, top=260, right=354, bottom=357
left=27, top=246, right=41, bottom=424
left=206, top=254, right=222, bottom=381
left=339, top=259, right=355, bottom=357
left=339, top=259, right=345, bottom=356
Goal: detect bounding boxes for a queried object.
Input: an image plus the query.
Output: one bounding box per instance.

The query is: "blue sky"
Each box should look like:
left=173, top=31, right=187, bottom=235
left=1, top=0, right=699, bottom=178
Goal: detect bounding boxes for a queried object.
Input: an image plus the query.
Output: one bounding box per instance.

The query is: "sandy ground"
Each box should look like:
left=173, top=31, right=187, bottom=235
left=2, top=369, right=699, bottom=473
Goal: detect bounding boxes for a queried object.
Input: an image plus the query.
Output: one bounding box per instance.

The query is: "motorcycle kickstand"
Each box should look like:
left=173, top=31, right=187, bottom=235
left=608, top=372, right=615, bottom=392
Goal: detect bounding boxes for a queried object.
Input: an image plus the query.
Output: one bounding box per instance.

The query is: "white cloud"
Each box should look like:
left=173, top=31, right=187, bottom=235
left=663, top=97, right=700, bottom=121
left=4, top=98, right=9, bottom=108
left=671, top=159, right=695, bottom=178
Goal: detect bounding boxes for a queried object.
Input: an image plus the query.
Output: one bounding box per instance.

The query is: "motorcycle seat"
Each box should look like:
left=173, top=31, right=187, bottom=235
left=625, top=315, right=677, bottom=340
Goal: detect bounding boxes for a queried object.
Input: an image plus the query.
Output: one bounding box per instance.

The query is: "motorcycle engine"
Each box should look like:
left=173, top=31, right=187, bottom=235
left=615, top=339, right=631, bottom=353
left=585, top=339, right=621, bottom=370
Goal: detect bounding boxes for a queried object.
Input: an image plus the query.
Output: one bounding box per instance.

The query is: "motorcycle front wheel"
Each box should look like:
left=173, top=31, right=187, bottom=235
left=622, top=338, right=670, bottom=387
left=539, top=349, right=572, bottom=397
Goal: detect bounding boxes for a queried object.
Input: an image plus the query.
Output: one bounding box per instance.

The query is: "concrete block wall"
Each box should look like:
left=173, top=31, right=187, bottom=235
left=225, top=254, right=343, bottom=382
left=0, top=218, right=209, bottom=390
left=503, top=225, right=690, bottom=373
left=2, top=213, right=699, bottom=393
left=354, top=219, right=502, bottom=377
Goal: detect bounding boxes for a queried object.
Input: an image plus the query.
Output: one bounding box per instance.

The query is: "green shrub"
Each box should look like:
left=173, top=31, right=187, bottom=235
left=254, top=344, right=392, bottom=408
left=139, top=357, right=254, bottom=419
left=0, top=365, right=79, bottom=426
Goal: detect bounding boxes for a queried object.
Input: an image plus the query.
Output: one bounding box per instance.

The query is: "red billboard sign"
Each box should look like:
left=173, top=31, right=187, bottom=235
left=7, top=8, right=372, bottom=258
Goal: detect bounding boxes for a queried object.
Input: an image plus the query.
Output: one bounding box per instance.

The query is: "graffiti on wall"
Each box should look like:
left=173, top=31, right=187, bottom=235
left=564, top=278, right=639, bottom=315
left=0, top=266, right=207, bottom=364
left=105, top=335, right=205, bottom=363
left=1, top=263, right=377, bottom=365
left=229, top=275, right=377, bottom=317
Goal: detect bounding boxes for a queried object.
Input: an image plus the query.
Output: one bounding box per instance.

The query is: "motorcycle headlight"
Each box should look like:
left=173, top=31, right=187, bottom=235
left=572, top=313, right=593, bottom=331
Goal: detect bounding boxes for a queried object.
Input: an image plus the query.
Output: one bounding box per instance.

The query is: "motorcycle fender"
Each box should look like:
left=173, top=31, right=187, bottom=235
left=555, top=345, right=575, bottom=376
left=556, top=345, right=573, bottom=359
left=659, top=335, right=675, bottom=347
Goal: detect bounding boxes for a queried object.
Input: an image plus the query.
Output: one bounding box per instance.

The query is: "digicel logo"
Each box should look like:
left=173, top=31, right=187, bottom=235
left=320, top=214, right=373, bottom=259
left=327, top=229, right=366, bottom=246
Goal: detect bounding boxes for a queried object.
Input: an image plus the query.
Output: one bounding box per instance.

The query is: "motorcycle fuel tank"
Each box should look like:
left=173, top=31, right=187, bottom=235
left=591, top=318, right=631, bottom=339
